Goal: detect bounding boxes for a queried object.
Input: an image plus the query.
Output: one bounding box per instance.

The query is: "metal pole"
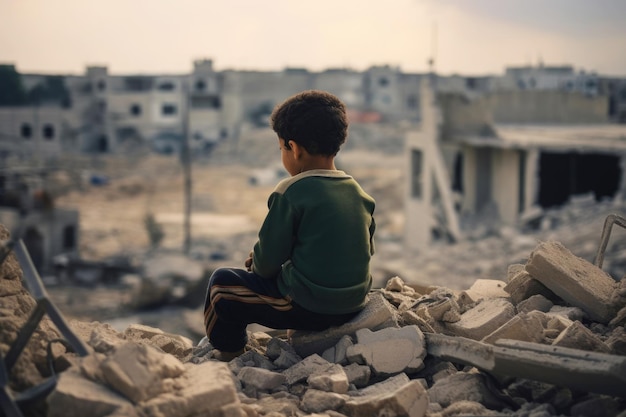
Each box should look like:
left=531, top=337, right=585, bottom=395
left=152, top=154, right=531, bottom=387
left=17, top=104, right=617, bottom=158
left=181, top=80, right=192, bottom=255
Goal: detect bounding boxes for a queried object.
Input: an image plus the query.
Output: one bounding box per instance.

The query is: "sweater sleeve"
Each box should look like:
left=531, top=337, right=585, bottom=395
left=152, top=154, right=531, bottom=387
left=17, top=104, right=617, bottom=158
left=251, top=192, right=298, bottom=278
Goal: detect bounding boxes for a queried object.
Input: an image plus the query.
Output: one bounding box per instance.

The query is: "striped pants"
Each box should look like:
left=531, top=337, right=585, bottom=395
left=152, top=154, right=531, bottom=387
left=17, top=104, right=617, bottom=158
left=203, top=267, right=359, bottom=352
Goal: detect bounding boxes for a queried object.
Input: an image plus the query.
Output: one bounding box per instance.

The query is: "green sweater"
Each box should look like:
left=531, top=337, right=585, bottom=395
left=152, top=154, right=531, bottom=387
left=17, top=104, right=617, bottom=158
left=251, top=169, right=376, bottom=314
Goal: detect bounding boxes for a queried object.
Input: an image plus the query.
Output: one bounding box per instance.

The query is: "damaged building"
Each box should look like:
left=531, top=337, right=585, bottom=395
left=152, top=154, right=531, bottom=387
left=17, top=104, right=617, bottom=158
left=405, top=77, right=626, bottom=251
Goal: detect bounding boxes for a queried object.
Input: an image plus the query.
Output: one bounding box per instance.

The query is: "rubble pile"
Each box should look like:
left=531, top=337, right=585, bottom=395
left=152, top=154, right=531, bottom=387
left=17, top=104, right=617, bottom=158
left=2, top=224, right=626, bottom=416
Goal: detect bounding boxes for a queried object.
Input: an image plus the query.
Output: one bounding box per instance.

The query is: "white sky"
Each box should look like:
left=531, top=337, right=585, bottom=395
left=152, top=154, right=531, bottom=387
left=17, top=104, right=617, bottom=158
left=1, top=0, right=625, bottom=76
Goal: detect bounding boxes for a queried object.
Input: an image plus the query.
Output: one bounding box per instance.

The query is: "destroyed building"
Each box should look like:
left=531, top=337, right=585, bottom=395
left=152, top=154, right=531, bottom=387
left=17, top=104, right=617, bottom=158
left=405, top=77, right=626, bottom=252
left=0, top=168, right=79, bottom=275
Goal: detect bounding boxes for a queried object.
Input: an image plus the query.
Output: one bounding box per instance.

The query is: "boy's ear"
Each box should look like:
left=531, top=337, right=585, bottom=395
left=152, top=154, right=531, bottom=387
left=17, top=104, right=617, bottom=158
left=289, top=140, right=304, bottom=159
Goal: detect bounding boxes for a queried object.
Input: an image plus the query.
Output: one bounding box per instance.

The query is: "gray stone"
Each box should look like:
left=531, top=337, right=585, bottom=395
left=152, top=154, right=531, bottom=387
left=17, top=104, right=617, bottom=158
left=301, top=389, right=347, bottom=413
left=346, top=326, right=426, bottom=376
left=238, top=366, right=286, bottom=391
left=504, top=269, right=557, bottom=305
left=273, top=349, right=301, bottom=369
left=290, top=292, right=398, bottom=357
left=445, top=298, right=516, bottom=340
left=283, top=354, right=333, bottom=385
left=457, top=279, right=509, bottom=305
left=307, top=363, right=349, bottom=394
left=482, top=311, right=548, bottom=345
left=552, top=320, right=612, bottom=353
left=341, top=378, right=429, bottom=417
left=525, top=241, right=618, bottom=323
left=427, top=372, right=507, bottom=410
left=100, top=342, right=185, bottom=403
left=343, top=363, right=371, bottom=388
left=47, top=369, right=133, bottom=417
left=517, top=294, right=554, bottom=314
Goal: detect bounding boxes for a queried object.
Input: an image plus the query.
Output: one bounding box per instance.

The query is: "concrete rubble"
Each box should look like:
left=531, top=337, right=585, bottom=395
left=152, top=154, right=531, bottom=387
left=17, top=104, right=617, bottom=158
left=2, top=220, right=626, bottom=416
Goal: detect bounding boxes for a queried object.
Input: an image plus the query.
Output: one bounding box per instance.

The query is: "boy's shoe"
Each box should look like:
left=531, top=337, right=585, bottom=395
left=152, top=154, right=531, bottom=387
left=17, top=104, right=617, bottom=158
left=197, top=336, right=210, bottom=347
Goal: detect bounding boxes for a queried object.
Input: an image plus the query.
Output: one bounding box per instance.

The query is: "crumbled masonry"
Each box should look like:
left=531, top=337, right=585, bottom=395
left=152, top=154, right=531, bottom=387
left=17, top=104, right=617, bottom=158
left=2, top=221, right=626, bottom=416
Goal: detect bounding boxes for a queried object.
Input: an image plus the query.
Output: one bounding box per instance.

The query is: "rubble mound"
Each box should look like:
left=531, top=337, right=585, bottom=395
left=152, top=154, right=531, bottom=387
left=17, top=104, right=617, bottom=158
left=2, top=224, right=626, bottom=416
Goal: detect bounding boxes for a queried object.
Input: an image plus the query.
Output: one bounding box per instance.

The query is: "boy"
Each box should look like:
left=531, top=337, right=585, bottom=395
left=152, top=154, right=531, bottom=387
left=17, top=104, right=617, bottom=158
left=203, top=90, right=376, bottom=360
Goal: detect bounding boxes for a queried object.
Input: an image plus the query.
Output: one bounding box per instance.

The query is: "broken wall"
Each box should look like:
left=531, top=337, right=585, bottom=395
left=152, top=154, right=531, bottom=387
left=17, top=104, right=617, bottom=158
left=489, top=90, right=609, bottom=124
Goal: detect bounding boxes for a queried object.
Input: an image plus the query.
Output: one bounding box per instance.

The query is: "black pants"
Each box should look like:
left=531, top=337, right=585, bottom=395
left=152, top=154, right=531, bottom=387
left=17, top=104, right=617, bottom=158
left=203, top=267, right=359, bottom=352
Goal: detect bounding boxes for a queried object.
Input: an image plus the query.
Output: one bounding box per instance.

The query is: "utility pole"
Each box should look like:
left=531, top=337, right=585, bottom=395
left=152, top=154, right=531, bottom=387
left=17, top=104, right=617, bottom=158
left=181, top=79, right=192, bottom=255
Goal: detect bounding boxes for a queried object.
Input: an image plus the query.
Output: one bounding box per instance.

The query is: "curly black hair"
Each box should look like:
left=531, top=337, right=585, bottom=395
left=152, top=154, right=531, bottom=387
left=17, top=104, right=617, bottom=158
left=270, top=90, right=348, bottom=156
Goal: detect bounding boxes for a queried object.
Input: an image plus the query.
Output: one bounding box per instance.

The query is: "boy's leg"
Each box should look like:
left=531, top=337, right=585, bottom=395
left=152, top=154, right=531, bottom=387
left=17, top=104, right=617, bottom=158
left=203, top=267, right=291, bottom=352
left=203, top=267, right=361, bottom=352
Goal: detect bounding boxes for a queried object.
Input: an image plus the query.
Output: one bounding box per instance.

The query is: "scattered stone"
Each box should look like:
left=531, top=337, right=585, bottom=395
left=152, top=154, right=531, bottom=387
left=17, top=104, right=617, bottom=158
left=307, top=363, right=349, bottom=394
left=238, top=366, right=286, bottom=391
left=445, top=298, right=516, bottom=340
left=457, top=278, right=509, bottom=305
left=290, top=292, right=399, bottom=357
left=525, top=241, right=618, bottom=323
left=346, top=326, right=426, bottom=376
left=552, top=320, right=612, bottom=353
left=517, top=294, right=554, bottom=314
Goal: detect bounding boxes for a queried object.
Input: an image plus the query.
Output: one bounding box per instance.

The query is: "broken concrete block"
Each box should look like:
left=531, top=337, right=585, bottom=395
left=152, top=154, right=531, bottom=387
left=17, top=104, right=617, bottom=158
left=341, top=376, right=429, bottom=417
left=445, top=298, right=516, bottom=341
left=123, top=323, right=193, bottom=358
left=322, top=335, right=353, bottom=365
left=517, top=294, right=554, bottom=314
left=457, top=279, right=510, bottom=306
left=385, top=276, right=405, bottom=292
left=400, top=310, right=436, bottom=333
left=346, top=326, right=426, bottom=376
left=504, top=269, right=558, bottom=306
left=425, top=297, right=461, bottom=323
left=290, top=292, right=398, bottom=357
left=525, top=241, right=618, bottom=323
left=307, top=363, right=349, bottom=394
left=274, top=349, right=301, bottom=369
left=282, top=354, right=333, bottom=386
left=266, top=336, right=298, bottom=360
left=238, top=366, right=286, bottom=391
left=427, top=372, right=508, bottom=410
left=178, top=361, right=242, bottom=416
left=552, top=320, right=612, bottom=353
left=301, top=388, right=347, bottom=414
left=606, top=327, right=626, bottom=355
left=343, top=362, right=371, bottom=388
left=482, top=311, right=548, bottom=345
left=547, top=305, right=585, bottom=322
left=47, top=369, right=133, bottom=417
left=100, top=342, right=185, bottom=403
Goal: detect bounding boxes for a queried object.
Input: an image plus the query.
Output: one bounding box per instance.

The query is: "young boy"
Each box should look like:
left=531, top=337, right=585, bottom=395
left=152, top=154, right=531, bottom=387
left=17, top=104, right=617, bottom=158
left=203, top=90, right=376, bottom=360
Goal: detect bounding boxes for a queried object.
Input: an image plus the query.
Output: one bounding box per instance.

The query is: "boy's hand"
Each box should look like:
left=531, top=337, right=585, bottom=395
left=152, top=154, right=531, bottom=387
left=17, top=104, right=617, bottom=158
left=244, top=251, right=253, bottom=271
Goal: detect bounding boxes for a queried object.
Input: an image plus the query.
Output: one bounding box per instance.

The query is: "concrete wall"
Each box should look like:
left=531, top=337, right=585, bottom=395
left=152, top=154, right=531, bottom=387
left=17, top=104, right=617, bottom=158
left=489, top=91, right=608, bottom=124
left=0, top=106, right=66, bottom=159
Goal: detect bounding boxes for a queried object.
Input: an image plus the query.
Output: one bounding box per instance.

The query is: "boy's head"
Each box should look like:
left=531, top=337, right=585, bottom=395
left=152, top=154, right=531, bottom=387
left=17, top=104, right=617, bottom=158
left=270, top=90, right=348, bottom=156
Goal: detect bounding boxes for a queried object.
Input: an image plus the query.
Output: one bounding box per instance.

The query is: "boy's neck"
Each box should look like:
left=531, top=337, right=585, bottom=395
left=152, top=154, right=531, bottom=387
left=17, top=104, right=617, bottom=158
left=299, top=155, right=336, bottom=172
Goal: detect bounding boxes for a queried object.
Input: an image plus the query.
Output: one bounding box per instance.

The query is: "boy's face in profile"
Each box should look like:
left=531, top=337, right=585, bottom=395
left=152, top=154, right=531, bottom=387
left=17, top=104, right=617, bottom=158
left=278, top=138, right=298, bottom=176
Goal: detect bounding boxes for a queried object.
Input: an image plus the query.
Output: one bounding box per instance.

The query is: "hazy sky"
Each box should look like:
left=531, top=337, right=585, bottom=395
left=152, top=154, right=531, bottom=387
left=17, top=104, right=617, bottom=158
left=2, top=0, right=625, bottom=76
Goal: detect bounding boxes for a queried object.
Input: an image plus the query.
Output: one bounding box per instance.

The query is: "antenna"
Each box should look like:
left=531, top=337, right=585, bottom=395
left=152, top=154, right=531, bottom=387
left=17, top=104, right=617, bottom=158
left=428, top=20, right=438, bottom=73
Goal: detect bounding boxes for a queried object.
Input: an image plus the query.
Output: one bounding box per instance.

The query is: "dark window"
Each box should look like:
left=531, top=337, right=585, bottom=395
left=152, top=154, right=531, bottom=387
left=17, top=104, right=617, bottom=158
left=21, top=123, right=32, bottom=138
left=407, top=95, right=418, bottom=109
left=162, top=104, right=177, bottom=116
left=191, top=95, right=221, bottom=109
left=130, top=103, right=142, bottom=116
left=196, top=79, right=206, bottom=91
left=63, top=225, right=76, bottom=249
left=42, top=124, right=55, bottom=139
left=97, top=80, right=106, bottom=91
left=124, top=77, right=153, bottom=92
left=378, top=77, right=389, bottom=87
left=158, top=81, right=176, bottom=91
left=411, top=150, right=423, bottom=199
